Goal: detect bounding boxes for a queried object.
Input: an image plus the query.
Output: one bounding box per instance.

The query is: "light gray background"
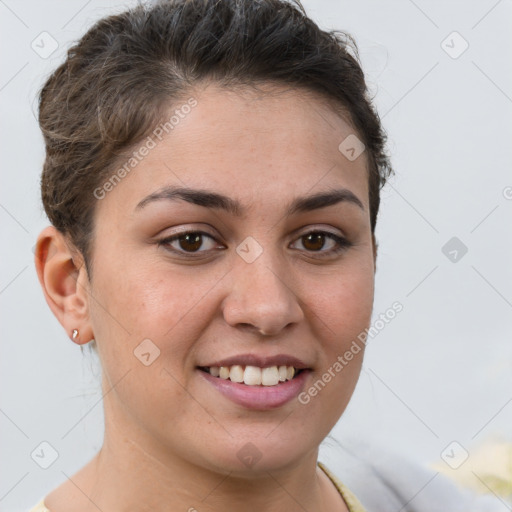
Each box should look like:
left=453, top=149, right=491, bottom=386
left=1, top=0, right=511, bottom=510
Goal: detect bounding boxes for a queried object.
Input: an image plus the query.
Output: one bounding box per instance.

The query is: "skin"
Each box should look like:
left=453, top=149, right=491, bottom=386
left=35, top=83, right=376, bottom=512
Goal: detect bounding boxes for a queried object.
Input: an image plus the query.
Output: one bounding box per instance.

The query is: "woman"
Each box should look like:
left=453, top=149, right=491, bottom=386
left=31, top=0, right=393, bottom=510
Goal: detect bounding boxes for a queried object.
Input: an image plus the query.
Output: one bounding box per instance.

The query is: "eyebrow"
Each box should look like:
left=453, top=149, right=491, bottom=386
left=135, top=185, right=365, bottom=216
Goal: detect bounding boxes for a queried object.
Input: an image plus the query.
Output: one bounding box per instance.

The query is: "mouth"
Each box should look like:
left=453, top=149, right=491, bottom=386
left=198, top=364, right=305, bottom=387
left=197, top=354, right=312, bottom=409
left=197, top=357, right=312, bottom=410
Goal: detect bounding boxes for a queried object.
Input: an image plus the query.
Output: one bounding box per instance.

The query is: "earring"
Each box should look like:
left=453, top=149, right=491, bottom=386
left=72, top=329, right=79, bottom=340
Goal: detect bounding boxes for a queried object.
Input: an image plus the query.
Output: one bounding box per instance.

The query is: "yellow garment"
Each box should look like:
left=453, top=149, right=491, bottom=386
left=28, top=499, right=49, bottom=512
left=29, top=462, right=366, bottom=512
left=318, top=461, right=367, bottom=511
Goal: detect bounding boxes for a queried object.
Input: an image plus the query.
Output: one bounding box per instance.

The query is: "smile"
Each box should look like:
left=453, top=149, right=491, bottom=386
left=198, top=365, right=310, bottom=410
left=199, top=365, right=301, bottom=386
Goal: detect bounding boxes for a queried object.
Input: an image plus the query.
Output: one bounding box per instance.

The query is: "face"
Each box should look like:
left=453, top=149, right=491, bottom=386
left=82, top=83, right=375, bottom=474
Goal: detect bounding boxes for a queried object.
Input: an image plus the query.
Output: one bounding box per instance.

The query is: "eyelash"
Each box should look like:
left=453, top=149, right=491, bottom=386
left=157, top=230, right=353, bottom=259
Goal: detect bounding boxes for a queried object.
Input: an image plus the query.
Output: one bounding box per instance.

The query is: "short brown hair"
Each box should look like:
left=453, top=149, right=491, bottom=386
left=39, top=0, right=393, bottom=275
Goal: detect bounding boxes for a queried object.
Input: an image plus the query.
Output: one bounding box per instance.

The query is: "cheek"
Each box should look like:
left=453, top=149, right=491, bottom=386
left=87, top=261, right=213, bottom=425
left=307, top=260, right=375, bottom=343
left=87, top=254, right=225, bottom=368
left=298, top=259, right=373, bottom=418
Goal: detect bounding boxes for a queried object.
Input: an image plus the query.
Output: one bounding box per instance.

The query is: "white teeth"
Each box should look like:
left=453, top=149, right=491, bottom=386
left=261, top=366, right=279, bottom=386
left=244, top=366, right=262, bottom=386
left=229, top=365, right=244, bottom=383
left=207, top=364, right=298, bottom=386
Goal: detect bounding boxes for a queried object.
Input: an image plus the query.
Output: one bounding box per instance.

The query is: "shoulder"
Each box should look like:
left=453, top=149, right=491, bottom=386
left=320, top=436, right=504, bottom=512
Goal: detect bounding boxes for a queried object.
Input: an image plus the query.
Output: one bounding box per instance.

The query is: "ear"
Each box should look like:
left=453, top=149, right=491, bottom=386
left=34, top=226, right=94, bottom=345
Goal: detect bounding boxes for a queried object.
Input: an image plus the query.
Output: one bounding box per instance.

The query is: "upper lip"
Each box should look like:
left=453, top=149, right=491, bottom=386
left=199, top=353, right=311, bottom=369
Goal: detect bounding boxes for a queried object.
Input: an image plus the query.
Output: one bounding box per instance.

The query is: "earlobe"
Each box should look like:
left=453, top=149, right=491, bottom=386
left=34, top=226, right=94, bottom=345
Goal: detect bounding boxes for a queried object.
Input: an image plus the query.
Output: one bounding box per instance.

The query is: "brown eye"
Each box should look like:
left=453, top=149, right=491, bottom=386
left=290, top=230, right=352, bottom=257
left=302, top=232, right=326, bottom=251
left=178, top=233, right=203, bottom=252
left=301, top=231, right=332, bottom=251
left=158, top=231, right=220, bottom=255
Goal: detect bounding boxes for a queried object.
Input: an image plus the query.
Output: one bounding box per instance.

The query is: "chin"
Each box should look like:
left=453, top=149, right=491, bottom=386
left=195, top=430, right=316, bottom=476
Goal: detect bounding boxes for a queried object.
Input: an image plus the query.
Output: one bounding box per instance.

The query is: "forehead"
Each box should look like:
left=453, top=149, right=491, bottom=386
left=96, top=83, right=370, bottom=218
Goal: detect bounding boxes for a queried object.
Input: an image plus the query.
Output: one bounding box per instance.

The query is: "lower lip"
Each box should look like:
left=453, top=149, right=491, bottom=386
left=198, top=369, right=310, bottom=410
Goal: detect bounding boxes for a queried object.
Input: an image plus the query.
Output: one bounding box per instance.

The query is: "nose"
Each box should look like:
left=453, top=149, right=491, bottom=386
left=221, top=253, right=304, bottom=337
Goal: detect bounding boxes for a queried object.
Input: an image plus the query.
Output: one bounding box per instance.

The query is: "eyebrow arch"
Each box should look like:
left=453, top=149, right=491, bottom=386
left=135, top=186, right=365, bottom=216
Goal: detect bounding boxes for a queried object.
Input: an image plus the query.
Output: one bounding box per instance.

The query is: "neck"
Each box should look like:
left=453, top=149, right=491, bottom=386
left=62, top=414, right=343, bottom=512
left=91, top=424, right=328, bottom=512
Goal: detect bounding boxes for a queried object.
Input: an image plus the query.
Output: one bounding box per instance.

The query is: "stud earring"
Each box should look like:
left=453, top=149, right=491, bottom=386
left=72, top=329, right=79, bottom=340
